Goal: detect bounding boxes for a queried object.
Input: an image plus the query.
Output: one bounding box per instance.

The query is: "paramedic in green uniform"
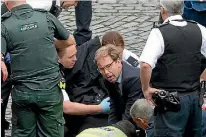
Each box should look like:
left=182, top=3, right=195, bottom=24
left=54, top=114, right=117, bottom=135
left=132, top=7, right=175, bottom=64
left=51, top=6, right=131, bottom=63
left=1, top=1, right=75, bottom=137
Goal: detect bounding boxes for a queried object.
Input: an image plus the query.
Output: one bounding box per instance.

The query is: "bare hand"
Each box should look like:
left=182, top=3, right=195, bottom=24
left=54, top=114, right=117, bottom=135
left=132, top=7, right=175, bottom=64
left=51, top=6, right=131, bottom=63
left=1, top=61, right=8, bottom=82
left=62, top=0, right=79, bottom=8
left=202, top=104, right=206, bottom=110
left=143, top=87, right=160, bottom=106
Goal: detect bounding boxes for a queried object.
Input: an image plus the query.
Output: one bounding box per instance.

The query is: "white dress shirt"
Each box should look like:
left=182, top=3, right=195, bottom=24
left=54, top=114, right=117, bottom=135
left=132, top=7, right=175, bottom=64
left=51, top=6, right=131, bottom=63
left=139, top=15, right=206, bottom=69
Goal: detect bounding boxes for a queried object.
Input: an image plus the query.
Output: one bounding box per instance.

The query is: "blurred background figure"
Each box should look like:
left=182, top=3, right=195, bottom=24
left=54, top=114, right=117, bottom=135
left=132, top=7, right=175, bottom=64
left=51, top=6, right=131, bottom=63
left=183, top=0, right=206, bottom=27
left=1, top=2, right=12, bottom=137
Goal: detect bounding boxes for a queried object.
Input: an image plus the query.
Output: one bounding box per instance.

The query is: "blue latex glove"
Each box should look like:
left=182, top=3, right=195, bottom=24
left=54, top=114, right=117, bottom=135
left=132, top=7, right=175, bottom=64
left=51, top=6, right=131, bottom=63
left=99, top=97, right=110, bottom=113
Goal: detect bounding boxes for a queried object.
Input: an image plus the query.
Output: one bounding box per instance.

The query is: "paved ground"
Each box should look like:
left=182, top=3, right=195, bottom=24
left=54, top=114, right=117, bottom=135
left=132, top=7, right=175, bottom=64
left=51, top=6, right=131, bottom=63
left=5, top=1, right=159, bottom=136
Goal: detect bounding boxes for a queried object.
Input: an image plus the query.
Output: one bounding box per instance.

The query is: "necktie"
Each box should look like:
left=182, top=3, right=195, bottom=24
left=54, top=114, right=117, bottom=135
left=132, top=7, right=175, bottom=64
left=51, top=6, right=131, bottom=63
left=115, top=82, right=122, bottom=96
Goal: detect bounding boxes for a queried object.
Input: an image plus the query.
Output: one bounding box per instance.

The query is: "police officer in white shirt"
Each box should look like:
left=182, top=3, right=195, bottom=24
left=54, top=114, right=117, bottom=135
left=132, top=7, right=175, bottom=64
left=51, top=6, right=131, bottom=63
left=139, top=0, right=206, bottom=136
left=27, top=0, right=77, bottom=17
left=101, top=31, right=139, bottom=68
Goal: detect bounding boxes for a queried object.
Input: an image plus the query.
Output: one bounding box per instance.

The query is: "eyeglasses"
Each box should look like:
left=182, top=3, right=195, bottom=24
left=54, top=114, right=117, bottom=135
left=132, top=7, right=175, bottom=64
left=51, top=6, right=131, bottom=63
left=97, top=60, right=115, bottom=74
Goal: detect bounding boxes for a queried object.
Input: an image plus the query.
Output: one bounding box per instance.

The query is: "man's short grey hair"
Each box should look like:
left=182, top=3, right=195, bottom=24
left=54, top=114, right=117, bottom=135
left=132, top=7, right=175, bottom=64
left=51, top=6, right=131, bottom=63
left=160, top=0, right=184, bottom=16
left=130, top=99, right=154, bottom=122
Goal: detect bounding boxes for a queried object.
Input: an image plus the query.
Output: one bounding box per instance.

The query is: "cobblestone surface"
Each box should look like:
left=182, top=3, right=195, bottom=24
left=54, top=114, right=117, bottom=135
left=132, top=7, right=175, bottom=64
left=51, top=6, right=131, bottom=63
left=5, top=1, right=159, bottom=136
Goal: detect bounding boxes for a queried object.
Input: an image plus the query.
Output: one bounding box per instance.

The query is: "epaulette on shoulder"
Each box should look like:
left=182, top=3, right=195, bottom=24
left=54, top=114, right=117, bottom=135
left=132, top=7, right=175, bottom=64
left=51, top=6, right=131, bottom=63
left=152, top=22, right=169, bottom=29
left=34, top=8, right=48, bottom=13
left=1, top=11, right=11, bottom=22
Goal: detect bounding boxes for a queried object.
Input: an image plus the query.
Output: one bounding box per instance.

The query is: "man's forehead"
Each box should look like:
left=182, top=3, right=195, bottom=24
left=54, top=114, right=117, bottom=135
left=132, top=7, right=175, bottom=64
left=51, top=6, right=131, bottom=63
left=65, top=45, right=76, bottom=51
left=66, top=45, right=76, bottom=55
left=98, top=55, right=113, bottom=62
left=97, top=55, right=113, bottom=66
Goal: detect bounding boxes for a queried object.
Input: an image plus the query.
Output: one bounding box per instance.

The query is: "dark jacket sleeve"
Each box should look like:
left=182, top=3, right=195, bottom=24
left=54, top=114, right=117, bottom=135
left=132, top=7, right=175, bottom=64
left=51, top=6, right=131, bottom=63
left=108, top=98, right=119, bottom=124
left=104, top=80, right=120, bottom=124
left=1, top=3, right=9, bottom=15
left=47, top=12, right=70, bottom=40
left=122, top=77, right=143, bottom=120
left=64, top=37, right=107, bottom=105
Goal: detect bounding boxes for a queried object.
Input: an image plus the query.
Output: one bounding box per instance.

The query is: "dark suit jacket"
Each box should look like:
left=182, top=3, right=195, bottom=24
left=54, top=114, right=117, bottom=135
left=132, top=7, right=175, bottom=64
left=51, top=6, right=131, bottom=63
left=104, top=61, right=143, bottom=124
left=63, top=36, right=109, bottom=135
left=64, top=36, right=108, bottom=105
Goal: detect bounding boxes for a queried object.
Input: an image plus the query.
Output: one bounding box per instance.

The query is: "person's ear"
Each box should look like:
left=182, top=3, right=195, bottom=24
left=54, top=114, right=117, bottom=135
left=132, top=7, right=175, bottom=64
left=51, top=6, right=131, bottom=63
left=160, top=7, right=168, bottom=21
left=160, top=7, right=164, bottom=19
left=134, top=118, right=142, bottom=124
left=137, top=118, right=144, bottom=123
left=117, top=58, right=122, bottom=63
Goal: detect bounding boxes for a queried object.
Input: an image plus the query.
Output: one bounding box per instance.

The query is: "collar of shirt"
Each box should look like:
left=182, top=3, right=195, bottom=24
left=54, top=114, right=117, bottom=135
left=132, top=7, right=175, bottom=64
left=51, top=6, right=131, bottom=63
left=116, top=71, right=122, bottom=84
left=163, top=15, right=183, bottom=23
left=11, top=4, right=32, bottom=12
left=163, top=15, right=187, bottom=27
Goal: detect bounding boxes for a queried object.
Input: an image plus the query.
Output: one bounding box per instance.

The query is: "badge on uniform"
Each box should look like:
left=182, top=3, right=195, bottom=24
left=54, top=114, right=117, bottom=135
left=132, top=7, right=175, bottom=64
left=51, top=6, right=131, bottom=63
left=20, top=22, right=38, bottom=32
left=126, top=56, right=139, bottom=67
left=59, top=77, right=66, bottom=90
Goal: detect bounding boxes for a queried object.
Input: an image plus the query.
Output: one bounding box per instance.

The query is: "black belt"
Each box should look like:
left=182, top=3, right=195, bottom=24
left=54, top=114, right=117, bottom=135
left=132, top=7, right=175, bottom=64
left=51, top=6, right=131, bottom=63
left=176, top=90, right=198, bottom=96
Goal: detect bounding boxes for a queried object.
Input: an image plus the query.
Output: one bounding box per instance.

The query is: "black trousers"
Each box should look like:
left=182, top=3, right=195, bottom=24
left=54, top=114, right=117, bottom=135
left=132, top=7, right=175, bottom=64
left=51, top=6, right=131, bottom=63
left=74, top=1, right=92, bottom=46
left=64, top=114, right=108, bottom=137
left=1, top=79, right=12, bottom=137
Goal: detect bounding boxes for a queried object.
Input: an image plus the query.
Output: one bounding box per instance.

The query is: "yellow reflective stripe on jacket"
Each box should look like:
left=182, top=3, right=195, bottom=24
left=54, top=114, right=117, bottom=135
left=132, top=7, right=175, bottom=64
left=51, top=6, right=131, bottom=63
left=76, top=126, right=127, bottom=137
left=59, top=81, right=66, bottom=89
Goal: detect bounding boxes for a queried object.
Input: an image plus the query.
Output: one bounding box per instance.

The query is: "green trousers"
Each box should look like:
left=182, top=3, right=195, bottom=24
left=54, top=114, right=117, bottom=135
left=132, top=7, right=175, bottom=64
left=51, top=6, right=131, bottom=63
left=11, top=85, right=64, bottom=137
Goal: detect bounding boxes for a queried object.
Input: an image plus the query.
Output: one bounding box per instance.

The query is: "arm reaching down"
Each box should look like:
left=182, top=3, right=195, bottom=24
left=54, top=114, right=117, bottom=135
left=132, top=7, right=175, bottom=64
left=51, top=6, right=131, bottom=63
left=140, top=62, right=159, bottom=105
left=63, top=101, right=102, bottom=115
left=62, top=90, right=110, bottom=115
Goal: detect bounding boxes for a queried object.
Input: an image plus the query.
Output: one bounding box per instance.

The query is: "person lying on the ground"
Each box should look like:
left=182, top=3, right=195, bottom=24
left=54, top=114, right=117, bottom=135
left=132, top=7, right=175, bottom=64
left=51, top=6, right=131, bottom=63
left=76, top=98, right=154, bottom=137
left=76, top=120, right=138, bottom=137
left=130, top=99, right=154, bottom=137
left=130, top=99, right=154, bottom=130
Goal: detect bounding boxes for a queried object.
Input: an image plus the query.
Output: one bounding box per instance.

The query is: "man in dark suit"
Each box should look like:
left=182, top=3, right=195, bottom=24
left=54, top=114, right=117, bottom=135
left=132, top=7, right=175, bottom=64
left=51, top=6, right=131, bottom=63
left=94, top=44, right=144, bottom=132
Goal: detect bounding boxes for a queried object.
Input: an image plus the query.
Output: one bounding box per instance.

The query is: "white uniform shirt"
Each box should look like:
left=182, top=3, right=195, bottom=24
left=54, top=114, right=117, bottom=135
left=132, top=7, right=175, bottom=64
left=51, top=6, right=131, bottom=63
left=123, top=49, right=139, bottom=61
left=26, top=0, right=53, bottom=11
left=123, top=49, right=140, bottom=67
left=139, top=15, right=206, bottom=69
left=62, top=89, right=70, bottom=101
